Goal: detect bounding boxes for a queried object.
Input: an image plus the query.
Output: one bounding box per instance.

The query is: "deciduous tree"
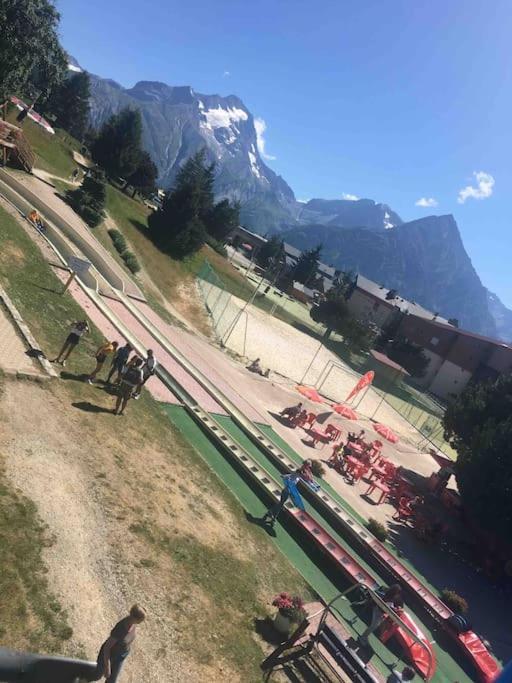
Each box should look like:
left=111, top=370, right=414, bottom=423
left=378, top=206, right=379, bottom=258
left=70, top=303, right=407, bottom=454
left=443, top=375, right=512, bottom=540
left=45, top=71, right=91, bottom=139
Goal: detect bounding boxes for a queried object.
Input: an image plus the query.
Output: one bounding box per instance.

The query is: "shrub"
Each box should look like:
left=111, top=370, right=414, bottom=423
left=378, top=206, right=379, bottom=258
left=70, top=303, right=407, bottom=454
left=366, top=518, right=388, bottom=542
left=205, top=234, right=228, bottom=257
left=123, top=251, right=141, bottom=274
left=108, top=228, right=128, bottom=254
left=66, top=175, right=106, bottom=228
left=311, top=460, right=325, bottom=478
left=441, top=589, right=468, bottom=614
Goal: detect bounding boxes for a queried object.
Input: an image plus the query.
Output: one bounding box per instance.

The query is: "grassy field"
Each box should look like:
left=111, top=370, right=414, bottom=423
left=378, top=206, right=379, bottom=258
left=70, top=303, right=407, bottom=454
left=0, top=203, right=314, bottom=676
left=7, top=107, right=79, bottom=179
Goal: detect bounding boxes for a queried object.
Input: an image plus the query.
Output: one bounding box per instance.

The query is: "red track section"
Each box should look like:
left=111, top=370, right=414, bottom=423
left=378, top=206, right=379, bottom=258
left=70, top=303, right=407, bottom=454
left=291, top=509, right=436, bottom=679
left=455, top=632, right=500, bottom=683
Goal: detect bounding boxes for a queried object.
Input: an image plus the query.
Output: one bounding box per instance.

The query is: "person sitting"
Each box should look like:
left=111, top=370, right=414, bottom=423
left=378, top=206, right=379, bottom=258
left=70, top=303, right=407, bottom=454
left=27, top=209, right=46, bottom=234
left=359, top=584, right=403, bottom=646
left=280, top=402, right=303, bottom=420
left=247, top=357, right=270, bottom=377
left=328, top=443, right=345, bottom=472
left=355, top=429, right=366, bottom=444
left=292, top=409, right=308, bottom=427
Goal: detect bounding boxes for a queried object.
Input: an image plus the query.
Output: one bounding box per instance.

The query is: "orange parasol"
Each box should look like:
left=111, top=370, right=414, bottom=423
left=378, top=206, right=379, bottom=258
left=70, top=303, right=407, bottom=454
left=332, top=404, right=358, bottom=420
left=374, top=423, right=399, bottom=443
left=296, top=385, right=324, bottom=403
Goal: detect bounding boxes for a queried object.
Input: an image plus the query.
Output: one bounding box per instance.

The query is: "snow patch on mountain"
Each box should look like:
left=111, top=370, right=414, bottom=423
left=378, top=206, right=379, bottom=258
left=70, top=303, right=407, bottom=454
left=248, top=147, right=261, bottom=178
left=201, top=105, right=248, bottom=130
left=383, top=211, right=395, bottom=229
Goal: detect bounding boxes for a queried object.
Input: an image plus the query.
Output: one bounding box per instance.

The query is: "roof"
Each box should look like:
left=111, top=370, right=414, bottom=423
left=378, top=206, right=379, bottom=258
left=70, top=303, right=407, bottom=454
left=407, top=313, right=512, bottom=350
left=283, top=242, right=301, bottom=259
left=292, top=281, right=316, bottom=298
left=355, top=274, right=449, bottom=323
left=370, top=350, right=410, bottom=375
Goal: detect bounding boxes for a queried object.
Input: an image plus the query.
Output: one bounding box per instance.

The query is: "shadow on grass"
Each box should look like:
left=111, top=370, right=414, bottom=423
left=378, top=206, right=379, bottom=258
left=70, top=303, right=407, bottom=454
left=24, top=280, right=62, bottom=296
left=254, top=616, right=288, bottom=646
left=25, top=348, right=46, bottom=360
left=244, top=511, right=277, bottom=538
left=71, top=401, right=114, bottom=415
left=60, top=371, right=89, bottom=383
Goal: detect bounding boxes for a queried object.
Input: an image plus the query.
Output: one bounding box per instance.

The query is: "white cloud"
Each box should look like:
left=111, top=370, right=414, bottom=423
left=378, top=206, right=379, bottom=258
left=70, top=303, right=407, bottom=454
left=415, top=197, right=438, bottom=208
left=223, top=70, right=231, bottom=77
left=457, top=171, right=495, bottom=204
left=297, top=198, right=310, bottom=204
left=254, top=117, right=276, bottom=161
left=341, top=193, right=359, bottom=201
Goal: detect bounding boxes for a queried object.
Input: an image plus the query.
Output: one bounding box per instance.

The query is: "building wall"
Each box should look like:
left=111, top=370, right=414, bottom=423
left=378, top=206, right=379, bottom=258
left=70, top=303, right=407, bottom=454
left=398, top=316, right=457, bottom=357
left=486, top=345, right=512, bottom=373
left=429, top=360, right=472, bottom=399
left=414, top=348, right=445, bottom=389
left=347, top=289, right=394, bottom=328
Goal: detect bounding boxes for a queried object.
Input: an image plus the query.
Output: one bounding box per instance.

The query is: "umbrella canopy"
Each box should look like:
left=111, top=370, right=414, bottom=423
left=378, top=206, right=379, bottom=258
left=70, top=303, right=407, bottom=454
left=296, top=385, right=324, bottom=403
left=332, top=404, right=358, bottom=420
left=374, top=423, right=399, bottom=443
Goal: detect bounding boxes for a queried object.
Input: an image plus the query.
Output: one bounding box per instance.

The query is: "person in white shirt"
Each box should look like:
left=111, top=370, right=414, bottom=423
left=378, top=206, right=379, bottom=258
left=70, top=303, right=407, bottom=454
left=133, top=350, right=157, bottom=399
left=52, top=320, right=89, bottom=366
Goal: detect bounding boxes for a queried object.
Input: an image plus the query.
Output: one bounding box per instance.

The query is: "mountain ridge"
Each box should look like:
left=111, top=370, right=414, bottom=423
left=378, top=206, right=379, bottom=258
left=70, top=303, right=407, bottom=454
left=76, top=60, right=512, bottom=341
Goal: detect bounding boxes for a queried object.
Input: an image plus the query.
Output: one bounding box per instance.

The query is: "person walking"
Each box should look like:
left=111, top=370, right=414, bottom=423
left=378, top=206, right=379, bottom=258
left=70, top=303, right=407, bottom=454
left=88, top=341, right=119, bottom=384
left=262, top=460, right=315, bottom=528
left=106, top=343, right=132, bottom=385
left=91, top=604, right=146, bottom=682
left=359, top=584, right=403, bottom=646
left=52, top=320, right=89, bottom=366
left=114, top=358, right=144, bottom=415
left=133, top=349, right=157, bottom=399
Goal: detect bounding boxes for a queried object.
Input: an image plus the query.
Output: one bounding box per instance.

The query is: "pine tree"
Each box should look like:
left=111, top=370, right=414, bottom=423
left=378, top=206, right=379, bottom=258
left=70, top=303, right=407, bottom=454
left=207, top=199, right=240, bottom=241
left=66, top=173, right=106, bottom=227
left=126, top=151, right=158, bottom=197
left=148, top=150, right=214, bottom=258
left=292, top=245, right=322, bottom=285
left=91, top=108, right=143, bottom=179
left=0, top=0, right=67, bottom=103
left=256, top=235, right=284, bottom=268
left=45, top=71, right=91, bottom=139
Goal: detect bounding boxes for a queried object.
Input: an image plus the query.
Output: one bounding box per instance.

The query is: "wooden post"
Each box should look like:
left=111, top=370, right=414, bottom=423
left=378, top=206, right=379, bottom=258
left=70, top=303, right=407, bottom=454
left=62, top=271, right=76, bottom=294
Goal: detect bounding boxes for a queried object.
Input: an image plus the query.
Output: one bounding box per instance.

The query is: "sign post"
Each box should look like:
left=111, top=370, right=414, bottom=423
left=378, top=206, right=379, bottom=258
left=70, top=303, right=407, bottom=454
left=62, top=256, right=91, bottom=294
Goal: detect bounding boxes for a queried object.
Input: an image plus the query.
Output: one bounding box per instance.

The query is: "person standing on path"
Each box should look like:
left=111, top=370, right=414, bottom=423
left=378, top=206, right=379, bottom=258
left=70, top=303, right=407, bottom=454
left=114, top=358, right=144, bottom=415
left=106, top=343, right=132, bottom=385
left=133, top=349, right=157, bottom=399
left=88, top=341, right=119, bottom=383
left=52, top=320, right=89, bottom=366
left=91, top=604, right=146, bottom=682
left=262, top=460, right=315, bottom=528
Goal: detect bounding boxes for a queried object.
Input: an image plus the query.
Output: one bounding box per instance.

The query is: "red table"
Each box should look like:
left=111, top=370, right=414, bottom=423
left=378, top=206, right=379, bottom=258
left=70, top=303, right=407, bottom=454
left=365, top=479, right=390, bottom=504
left=309, top=428, right=332, bottom=449
left=368, top=464, right=388, bottom=482
left=345, top=456, right=368, bottom=482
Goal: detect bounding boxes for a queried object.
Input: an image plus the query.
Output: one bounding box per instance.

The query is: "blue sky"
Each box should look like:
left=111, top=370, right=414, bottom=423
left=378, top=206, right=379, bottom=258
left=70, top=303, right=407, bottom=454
left=58, top=0, right=512, bottom=305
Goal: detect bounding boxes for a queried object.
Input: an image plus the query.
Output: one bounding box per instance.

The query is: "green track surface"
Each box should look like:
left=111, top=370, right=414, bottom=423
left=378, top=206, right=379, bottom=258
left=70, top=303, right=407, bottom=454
left=164, top=405, right=470, bottom=682
left=256, top=423, right=444, bottom=599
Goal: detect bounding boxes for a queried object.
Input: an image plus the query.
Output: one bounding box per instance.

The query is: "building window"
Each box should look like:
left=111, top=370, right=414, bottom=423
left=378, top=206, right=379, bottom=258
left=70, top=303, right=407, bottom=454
left=430, top=337, right=439, bottom=346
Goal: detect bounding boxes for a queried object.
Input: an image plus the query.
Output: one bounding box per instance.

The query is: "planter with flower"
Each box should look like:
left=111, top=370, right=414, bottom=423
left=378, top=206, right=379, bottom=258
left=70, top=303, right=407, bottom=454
left=272, top=592, right=307, bottom=635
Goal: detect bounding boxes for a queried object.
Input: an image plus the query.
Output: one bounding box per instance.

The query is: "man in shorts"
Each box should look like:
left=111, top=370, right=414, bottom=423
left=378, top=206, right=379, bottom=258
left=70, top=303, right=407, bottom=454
left=114, top=358, right=144, bottom=415
left=52, top=320, right=89, bottom=366
left=88, top=341, right=119, bottom=383
left=106, top=343, right=133, bottom=385
left=133, top=349, right=157, bottom=399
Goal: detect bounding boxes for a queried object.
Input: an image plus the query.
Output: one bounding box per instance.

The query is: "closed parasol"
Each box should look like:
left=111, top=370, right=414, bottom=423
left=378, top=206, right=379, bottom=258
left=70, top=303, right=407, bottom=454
left=296, top=385, right=324, bottom=403
left=374, top=423, right=399, bottom=443
left=331, top=404, right=358, bottom=420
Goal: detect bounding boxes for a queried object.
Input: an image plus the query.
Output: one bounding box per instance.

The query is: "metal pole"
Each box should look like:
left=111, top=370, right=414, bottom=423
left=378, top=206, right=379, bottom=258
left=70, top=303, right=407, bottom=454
left=300, top=338, right=324, bottom=385
left=221, top=273, right=266, bottom=346
left=370, top=368, right=400, bottom=421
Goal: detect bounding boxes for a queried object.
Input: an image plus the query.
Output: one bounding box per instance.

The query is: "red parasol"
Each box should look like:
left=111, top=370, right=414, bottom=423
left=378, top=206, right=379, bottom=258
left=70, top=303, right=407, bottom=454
left=374, top=423, right=399, bottom=443
left=296, top=385, right=324, bottom=403
left=332, top=404, right=358, bottom=420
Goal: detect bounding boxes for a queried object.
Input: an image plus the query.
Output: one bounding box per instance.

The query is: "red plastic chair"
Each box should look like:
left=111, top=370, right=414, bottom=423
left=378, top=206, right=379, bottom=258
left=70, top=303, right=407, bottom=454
left=393, top=496, right=415, bottom=524
left=304, top=412, right=317, bottom=428
left=325, top=424, right=342, bottom=441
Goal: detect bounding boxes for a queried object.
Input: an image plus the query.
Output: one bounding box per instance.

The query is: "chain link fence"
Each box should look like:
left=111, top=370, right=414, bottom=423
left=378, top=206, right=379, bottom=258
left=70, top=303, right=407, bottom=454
left=197, top=259, right=455, bottom=459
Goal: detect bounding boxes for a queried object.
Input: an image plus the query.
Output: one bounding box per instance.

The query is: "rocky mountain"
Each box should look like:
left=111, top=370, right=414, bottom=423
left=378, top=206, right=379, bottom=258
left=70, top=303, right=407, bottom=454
left=294, top=198, right=403, bottom=231
left=80, top=62, right=512, bottom=341
left=282, top=214, right=508, bottom=338
left=86, top=75, right=296, bottom=231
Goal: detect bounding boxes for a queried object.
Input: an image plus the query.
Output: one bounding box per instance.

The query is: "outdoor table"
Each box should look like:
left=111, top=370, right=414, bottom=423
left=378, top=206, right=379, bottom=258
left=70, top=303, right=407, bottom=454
left=345, top=456, right=367, bottom=483
left=309, top=428, right=332, bottom=449
left=365, top=479, right=391, bottom=504
left=368, top=464, right=387, bottom=482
